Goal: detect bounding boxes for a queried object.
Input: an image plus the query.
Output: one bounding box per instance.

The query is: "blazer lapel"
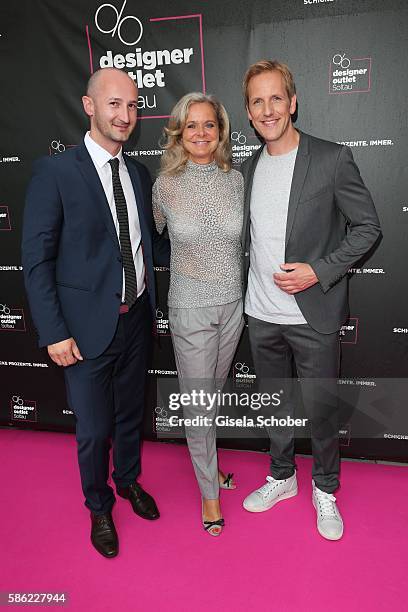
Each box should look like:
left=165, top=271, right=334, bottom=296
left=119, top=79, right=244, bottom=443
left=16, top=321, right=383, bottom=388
left=75, top=142, right=120, bottom=249
left=241, top=144, right=264, bottom=247
left=285, top=131, right=311, bottom=246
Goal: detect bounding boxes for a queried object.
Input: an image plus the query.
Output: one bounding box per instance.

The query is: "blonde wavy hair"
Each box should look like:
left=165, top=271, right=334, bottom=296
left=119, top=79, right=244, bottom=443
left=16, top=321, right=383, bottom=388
left=159, top=92, right=232, bottom=176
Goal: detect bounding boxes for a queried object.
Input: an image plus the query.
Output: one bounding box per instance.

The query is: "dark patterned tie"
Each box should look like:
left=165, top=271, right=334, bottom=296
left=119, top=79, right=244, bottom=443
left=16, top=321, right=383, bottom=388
left=108, top=158, right=138, bottom=308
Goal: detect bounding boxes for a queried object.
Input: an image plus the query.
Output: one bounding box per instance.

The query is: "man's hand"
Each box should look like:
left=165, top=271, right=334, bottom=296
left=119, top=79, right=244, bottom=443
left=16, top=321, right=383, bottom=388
left=273, top=263, right=318, bottom=294
left=47, top=337, right=83, bottom=367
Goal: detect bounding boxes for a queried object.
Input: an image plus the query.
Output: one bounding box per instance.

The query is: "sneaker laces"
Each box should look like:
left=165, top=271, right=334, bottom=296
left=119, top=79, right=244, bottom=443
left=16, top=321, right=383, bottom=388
left=258, top=476, right=282, bottom=499
left=315, top=489, right=338, bottom=518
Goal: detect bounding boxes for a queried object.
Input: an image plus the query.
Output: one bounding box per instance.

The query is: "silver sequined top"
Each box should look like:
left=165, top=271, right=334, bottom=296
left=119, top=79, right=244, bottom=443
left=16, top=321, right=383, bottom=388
left=152, top=160, right=244, bottom=308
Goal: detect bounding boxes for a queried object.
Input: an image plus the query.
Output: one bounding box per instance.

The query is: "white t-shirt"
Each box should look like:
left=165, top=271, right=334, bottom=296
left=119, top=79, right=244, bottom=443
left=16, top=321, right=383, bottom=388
left=245, top=146, right=307, bottom=325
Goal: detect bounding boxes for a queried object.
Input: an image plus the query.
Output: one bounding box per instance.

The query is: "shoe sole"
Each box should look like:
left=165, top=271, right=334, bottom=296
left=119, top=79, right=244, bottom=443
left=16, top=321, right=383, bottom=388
left=316, top=527, right=343, bottom=541
left=91, top=539, right=119, bottom=558
left=312, top=497, right=344, bottom=541
left=243, top=487, right=298, bottom=513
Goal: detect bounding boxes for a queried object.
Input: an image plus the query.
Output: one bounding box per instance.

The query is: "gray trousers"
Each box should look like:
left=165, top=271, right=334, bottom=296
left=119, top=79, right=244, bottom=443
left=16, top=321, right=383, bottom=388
left=169, top=299, right=244, bottom=499
left=248, top=317, right=340, bottom=493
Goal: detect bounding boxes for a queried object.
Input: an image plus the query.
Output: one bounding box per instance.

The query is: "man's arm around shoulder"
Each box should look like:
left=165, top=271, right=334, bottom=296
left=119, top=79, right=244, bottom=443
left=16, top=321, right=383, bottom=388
left=128, top=157, right=171, bottom=268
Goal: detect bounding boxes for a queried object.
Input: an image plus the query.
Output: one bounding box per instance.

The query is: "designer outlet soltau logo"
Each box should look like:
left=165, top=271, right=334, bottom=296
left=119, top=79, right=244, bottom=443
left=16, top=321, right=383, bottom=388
left=231, top=130, right=261, bottom=165
left=0, top=303, right=26, bottom=331
left=155, top=307, right=170, bottom=336
left=88, top=0, right=205, bottom=117
left=154, top=405, right=180, bottom=435
left=329, top=53, right=371, bottom=94
left=10, top=395, right=37, bottom=422
left=233, top=362, right=256, bottom=389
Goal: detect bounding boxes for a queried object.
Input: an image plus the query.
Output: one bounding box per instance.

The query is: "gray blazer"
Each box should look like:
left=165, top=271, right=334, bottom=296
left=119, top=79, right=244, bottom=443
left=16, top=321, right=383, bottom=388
left=240, top=131, right=381, bottom=334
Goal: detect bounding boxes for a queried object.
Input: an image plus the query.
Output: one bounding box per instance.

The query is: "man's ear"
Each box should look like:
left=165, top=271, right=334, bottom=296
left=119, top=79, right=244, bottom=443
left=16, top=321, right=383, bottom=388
left=82, top=95, right=94, bottom=118
left=290, top=94, right=297, bottom=115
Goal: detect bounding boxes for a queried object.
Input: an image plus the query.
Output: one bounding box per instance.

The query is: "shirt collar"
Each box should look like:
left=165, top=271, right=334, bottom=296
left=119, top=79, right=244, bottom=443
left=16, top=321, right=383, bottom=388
left=84, top=132, right=125, bottom=170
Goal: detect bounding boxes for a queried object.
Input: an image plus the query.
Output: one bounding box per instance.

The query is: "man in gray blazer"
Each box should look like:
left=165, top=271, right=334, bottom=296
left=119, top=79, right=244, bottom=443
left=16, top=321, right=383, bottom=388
left=240, top=60, right=381, bottom=540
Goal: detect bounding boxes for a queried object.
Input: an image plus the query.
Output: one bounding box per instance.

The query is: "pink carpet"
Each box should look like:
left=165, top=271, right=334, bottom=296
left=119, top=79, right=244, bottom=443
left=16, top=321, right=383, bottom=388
left=0, top=429, right=407, bottom=611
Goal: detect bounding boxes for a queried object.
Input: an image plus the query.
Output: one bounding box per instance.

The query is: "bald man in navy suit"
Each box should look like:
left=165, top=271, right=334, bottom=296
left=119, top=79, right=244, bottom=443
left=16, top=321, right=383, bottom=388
left=22, top=68, right=169, bottom=558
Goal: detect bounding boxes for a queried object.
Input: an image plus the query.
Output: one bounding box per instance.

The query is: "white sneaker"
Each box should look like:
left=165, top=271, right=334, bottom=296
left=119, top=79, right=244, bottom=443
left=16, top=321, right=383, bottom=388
left=312, top=481, right=344, bottom=541
left=243, top=474, right=298, bottom=513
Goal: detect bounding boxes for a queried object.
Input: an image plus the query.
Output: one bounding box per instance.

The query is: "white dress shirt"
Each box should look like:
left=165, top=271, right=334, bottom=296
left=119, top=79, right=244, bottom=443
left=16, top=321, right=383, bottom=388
left=84, top=132, right=145, bottom=301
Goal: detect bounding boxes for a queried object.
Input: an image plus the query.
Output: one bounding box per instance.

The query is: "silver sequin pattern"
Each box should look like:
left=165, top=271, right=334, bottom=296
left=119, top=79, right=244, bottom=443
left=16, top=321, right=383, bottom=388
left=153, top=160, right=244, bottom=308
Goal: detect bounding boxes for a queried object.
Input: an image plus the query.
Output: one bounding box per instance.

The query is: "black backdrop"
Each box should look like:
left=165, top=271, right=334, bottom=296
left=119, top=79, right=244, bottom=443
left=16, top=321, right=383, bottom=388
left=1, top=0, right=407, bottom=461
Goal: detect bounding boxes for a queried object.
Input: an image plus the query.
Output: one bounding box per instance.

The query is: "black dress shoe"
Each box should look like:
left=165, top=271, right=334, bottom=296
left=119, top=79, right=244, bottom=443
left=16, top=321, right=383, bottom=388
left=117, top=482, right=160, bottom=520
left=90, top=512, right=118, bottom=558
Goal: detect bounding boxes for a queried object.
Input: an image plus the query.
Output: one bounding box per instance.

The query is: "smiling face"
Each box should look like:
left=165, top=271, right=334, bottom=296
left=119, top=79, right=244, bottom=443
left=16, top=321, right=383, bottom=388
left=181, top=102, right=220, bottom=164
left=246, top=70, right=298, bottom=155
left=82, top=69, right=138, bottom=156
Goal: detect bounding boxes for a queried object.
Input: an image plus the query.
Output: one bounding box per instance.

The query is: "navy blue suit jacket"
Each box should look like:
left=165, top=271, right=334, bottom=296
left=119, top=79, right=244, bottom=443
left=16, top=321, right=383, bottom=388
left=22, top=141, right=169, bottom=359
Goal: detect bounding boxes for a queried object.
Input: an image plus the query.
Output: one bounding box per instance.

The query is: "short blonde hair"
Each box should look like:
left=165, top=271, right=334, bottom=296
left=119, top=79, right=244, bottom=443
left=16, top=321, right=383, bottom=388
left=159, top=92, right=232, bottom=176
left=243, top=60, right=296, bottom=106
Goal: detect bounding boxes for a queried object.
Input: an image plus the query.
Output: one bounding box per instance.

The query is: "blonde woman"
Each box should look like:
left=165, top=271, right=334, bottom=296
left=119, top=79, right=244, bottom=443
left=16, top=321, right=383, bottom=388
left=153, top=93, right=244, bottom=535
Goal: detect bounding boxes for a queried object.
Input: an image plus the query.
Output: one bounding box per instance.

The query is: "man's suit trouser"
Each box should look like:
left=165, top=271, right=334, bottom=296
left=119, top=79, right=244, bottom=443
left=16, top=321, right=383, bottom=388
left=247, top=316, right=340, bottom=493
left=64, top=292, right=152, bottom=515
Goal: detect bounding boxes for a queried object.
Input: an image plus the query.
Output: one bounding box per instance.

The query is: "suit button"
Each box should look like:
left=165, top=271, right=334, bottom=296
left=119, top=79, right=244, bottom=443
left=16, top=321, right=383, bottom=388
left=115, top=292, right=121, bottom=298
left=117, top=256, right=122, bottom=262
